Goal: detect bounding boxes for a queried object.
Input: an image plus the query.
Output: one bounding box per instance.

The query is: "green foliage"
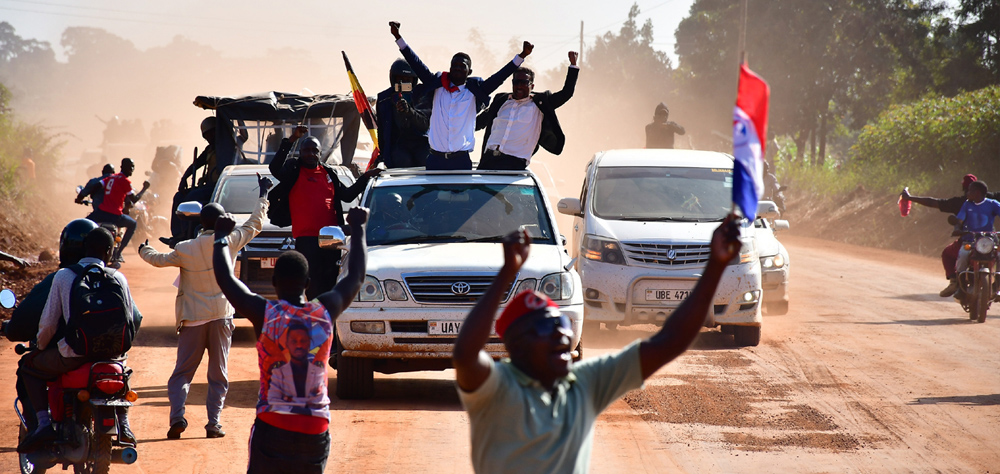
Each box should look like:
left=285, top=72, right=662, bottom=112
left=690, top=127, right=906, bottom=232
left=0, top=81, right=64, bottom=198
left=849, top=85, right=1000, bottom=191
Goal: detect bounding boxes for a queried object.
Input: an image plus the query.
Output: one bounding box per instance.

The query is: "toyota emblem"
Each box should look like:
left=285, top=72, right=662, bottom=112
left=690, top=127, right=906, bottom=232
left=451, top=281, right=471, bottom=295
left=666, top=249, right=677, bottom=261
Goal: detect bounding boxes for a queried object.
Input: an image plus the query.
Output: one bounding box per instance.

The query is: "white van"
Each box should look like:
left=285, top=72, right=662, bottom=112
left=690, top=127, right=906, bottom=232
left=557, top=149, right=764, bottom=346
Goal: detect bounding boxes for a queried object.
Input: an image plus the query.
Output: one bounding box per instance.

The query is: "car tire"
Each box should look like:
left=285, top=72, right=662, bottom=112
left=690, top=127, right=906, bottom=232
left=720, top=325, right=736, bottom=335
left=335, top=335, right=375, bottom=400
left=766, top=301, right=789, bottom=315
left=733, top=326, right=761, bottom=347
left=572, top=338, right=583, bottom=362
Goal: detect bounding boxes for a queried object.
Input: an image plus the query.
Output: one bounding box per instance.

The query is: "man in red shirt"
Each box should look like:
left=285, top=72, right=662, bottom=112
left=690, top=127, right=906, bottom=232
left=76, top=157, right=150, bottom=266
left=268, top=126, right=380, bottom=299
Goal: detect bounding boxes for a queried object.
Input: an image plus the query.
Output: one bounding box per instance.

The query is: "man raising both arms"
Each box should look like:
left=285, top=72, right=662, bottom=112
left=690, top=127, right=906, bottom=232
left=213, top=206, right=370, bottom=474
left=452, top=218, right=740, bottom=473
left=390, top=21, right=532, bottom=170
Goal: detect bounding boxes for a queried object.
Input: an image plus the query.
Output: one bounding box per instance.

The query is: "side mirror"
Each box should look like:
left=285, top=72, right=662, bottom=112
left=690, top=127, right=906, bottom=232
left=557, top=197, right=582, bottom=217
left=0, top=288, right=17, bottom=309
left=757, top=200, right=780, bottom=220
left=773, top=219, right=790, bottom=231
left=318, top=226, right=348, bottom=250
left=176, top=201, right=203, bottom=217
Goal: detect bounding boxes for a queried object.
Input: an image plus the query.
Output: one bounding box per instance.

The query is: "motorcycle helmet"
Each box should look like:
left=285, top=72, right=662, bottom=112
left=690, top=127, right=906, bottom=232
left=200, top=116, right=217, bottom=134
left=59, top=218, right=99, bottom=267
left=389, top=59, right=416, bottom=84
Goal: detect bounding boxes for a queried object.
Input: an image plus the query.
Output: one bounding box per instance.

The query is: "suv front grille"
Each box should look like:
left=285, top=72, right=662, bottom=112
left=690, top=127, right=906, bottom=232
left=245, top=259, right=274, bottom=282
left=622, top=242, right=710, bottom=267
left=403, top=274, right=515, bottom=304
left=244, top=231, right=294, bottom=252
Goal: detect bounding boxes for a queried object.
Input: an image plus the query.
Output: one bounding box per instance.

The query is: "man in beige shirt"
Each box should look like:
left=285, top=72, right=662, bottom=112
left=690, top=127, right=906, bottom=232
left=139, top=174, right=271, bottom=439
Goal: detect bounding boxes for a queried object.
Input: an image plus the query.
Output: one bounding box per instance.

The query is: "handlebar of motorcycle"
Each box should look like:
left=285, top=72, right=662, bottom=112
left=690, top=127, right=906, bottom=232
left=14, top=343, right=32, bottom=355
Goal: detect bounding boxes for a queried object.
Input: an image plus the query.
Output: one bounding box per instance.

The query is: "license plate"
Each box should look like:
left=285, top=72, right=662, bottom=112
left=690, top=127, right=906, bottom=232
left=259, top=258, right=277, bottom=269
left=428, top=320, right=463, bottom=336
left=645, top=289, right=690, bottom=301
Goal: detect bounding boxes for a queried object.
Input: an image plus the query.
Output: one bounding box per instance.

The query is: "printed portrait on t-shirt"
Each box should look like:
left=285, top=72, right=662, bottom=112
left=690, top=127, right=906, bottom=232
left=257, top=301, right=332, bottom=419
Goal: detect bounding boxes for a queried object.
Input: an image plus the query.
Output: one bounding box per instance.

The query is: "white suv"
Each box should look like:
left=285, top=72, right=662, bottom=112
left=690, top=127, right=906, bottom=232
left=558, top=149, right=764, bottom=346
left=333, top=169, right=584, bottom=399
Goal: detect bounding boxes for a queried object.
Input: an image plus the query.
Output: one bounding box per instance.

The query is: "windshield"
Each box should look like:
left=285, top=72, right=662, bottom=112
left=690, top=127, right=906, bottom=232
left=365, top=183, right=555, bottom=246
left=214, top=175, right=265, bottom=214
left=592, top=166, right=733, bottom=221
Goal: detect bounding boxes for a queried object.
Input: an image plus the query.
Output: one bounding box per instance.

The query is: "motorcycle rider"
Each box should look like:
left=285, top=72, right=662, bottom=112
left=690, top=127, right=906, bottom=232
left=76, top=163, right=115, bottom=211
left=76, top=157, right=151, bottom=267
left=16, top=227, right=139, bottom=453
left=902, top=174, right=1000, bottom=296
left=949, top=180, right=1000, bottom=280
left=762, top=160, right=786, bottom=214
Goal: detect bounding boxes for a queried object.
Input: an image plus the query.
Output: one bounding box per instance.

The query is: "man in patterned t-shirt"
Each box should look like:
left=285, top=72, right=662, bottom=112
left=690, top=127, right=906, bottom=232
left=212, top=206, right=369, bottom=474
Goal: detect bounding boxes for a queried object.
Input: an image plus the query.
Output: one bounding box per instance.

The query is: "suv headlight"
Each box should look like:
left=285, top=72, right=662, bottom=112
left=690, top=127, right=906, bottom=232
left=581, top=234, right=627, bottom=265
left=975, top=236, right=996, bottom=255
left=539, top=272, right=574, bottom=301
left=514, top=279, right=536, bottom=296
left=384, top=280, right=408, bottom=301
left=357, top=275, right=384, bottom=301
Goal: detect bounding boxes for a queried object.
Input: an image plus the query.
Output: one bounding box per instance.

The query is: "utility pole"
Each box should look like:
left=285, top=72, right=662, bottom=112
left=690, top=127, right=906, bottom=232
left=579, top=21, right=584, bottom=65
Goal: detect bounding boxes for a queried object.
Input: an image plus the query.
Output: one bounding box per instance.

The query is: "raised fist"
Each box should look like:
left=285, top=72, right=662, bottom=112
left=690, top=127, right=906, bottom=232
left=346, top=207, right=370, bottom=227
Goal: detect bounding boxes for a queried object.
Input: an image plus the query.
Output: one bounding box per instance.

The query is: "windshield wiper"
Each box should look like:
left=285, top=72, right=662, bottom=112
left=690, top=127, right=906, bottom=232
left=616, top=216, right=718, bottom=222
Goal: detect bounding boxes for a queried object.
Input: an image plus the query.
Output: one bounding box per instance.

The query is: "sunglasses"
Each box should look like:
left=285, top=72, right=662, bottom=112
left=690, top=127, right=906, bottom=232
left=531, top=314, right=573, bottom=337
left=512, top=79, right=532, bottom=86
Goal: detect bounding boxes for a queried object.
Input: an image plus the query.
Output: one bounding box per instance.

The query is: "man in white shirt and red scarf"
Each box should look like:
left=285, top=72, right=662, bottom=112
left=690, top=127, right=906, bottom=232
left=476, top=52, right=579, bottom=171
left=212, top=206, right=369, bottom=474
left=390, top=21, right=533, bottom=170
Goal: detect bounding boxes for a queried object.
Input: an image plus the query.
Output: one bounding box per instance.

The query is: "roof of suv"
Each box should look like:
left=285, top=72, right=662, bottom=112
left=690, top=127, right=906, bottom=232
left=372, top=169, right=539, bottom=187
left=595, top=149, right=735, bottom=168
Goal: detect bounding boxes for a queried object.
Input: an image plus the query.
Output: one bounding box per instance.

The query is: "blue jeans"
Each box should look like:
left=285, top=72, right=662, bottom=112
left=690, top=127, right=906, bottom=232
left=86, top=209, right=136, bottom=260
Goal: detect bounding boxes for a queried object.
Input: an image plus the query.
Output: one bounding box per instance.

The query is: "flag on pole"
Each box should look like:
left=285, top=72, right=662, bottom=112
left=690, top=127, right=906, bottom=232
left=732, top=62, right=770, bottom=221
left=342, top=51, right=380, bottom=171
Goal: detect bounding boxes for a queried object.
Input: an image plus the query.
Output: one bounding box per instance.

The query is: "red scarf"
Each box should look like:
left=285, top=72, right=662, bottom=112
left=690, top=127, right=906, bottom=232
left=441, top=73, right=460, bottom=93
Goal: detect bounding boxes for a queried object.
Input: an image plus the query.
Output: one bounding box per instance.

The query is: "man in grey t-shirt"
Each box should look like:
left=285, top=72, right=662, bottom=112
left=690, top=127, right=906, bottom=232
left=452, top=217, right=741, bottom=473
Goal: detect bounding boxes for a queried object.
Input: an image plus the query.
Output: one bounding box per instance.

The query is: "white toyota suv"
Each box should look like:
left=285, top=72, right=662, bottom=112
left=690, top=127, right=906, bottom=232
left=333, top=169, right=584, bottom=399
left=558, top=149, right=764, bottom=346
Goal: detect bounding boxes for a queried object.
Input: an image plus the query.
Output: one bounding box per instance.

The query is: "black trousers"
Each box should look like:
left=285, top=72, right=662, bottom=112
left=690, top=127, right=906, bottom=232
left=426, top=150, right=472, bottom=170
left=477, top=150, right=528, bottom=170
left=295, top=236, right=342, bottom=300
left=247, top=418, right=330, bottom=474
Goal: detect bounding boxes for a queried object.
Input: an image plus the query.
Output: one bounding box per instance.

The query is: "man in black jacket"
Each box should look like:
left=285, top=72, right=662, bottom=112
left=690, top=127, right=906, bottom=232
left=376, top=59, right=432, bottom=168
left=268, top=126, right=380, bottom=299
left=476, top=52, right=578, bottom=171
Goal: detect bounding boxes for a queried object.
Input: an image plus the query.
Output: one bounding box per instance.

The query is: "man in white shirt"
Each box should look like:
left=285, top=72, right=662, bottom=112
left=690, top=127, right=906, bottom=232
left=477, top=52, right=579, bottom=170
left=390, top=21, right=533, bottom=170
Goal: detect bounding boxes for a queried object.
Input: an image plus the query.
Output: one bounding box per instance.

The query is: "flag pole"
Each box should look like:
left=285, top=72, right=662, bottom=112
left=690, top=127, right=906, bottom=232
left=739, top=0, right=748, bottom=66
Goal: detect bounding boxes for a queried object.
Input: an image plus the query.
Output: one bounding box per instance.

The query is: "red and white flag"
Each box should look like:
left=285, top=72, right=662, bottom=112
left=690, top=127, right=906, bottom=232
left=732, top=63, right=770, bottom=221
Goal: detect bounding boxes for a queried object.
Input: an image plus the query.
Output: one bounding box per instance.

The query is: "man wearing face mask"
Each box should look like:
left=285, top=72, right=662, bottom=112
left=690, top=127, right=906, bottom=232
left=268, top=126, right=381, bottom=299
left=476, top=53, right=579, bottom=171
left=390, top=21, right=533, bottom=170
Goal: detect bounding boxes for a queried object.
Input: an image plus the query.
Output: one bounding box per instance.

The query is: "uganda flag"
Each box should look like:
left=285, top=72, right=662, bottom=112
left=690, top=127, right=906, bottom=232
left=343, top=51, right=379, bottom=170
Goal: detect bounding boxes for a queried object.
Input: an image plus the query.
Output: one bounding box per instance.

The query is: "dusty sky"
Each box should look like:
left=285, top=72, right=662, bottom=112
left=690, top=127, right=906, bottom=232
left=0, top=0, right=694, bottom=70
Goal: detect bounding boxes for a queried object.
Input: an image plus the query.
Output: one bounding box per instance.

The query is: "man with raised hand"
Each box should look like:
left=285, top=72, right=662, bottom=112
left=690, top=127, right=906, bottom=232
left=390, top=21, right=532, bottom=170
left=477, top=52, right=579, bottom=171
left=212, top=206, right=369, bottom=474
left=452, top=217, right=740, bottom=473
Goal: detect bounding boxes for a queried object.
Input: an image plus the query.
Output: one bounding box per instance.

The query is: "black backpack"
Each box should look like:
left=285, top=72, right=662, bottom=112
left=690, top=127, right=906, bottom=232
left=64, top=263, right=134, bottom=360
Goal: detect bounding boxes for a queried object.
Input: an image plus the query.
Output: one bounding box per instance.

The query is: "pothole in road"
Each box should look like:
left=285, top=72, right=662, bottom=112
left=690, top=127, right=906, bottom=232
left=623, top=350, right=866, bottom=452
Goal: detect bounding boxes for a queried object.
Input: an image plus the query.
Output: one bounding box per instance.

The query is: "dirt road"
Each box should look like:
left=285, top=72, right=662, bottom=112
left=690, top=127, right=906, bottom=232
left=1, top=234, right=998, bottom=473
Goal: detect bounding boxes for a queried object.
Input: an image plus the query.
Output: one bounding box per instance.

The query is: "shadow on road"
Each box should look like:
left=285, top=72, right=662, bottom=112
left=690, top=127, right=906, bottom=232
left=132, top=325, right=259, bottom=348
left=910, top=394, right=1000, bottom=406
left=884, top=293, right=951, bottom=302
left=329, top=377, right=462, bottom=412
left=858, top=318, right=975, bottom=326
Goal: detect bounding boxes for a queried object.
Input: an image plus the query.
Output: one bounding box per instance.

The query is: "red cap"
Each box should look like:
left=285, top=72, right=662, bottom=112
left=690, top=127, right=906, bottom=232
left=963, top=174, right=978, bottom=191
left=495, top=290, right=559, bottom=338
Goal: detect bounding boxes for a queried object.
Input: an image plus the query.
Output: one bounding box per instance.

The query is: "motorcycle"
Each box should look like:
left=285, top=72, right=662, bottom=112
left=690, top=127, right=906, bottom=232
left=0, top=288, right=139, bottom=474
left=955, top=232, right=1000, bottom=323
left=130, top=190, right=168, bottom=250
left=75, top=186, right=126, bottom=263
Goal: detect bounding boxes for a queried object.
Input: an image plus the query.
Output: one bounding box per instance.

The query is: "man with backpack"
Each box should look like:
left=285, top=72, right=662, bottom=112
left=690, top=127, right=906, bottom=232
left=16, top=227, right=137, bottom=453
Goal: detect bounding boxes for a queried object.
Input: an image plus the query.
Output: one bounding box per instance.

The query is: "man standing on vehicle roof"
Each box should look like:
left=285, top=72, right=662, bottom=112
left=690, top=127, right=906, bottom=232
left=269, top=126, right=380, bottom=300
left=476, top=53, right=578, bottom=171
left=902, top=174, right=1000, bottom=297
left=645, top=103, right=685, bottom=149
left=212, top=206, right=369, bottom=474
left=77, top=157, right=150, bottom=267
left=390, top=21, right=533, bottom=170
left=377, top=59, right=433, bottom=168
left=138, top=173, right=272, bottom=440
left=452, top=218, right=740, bottom=473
